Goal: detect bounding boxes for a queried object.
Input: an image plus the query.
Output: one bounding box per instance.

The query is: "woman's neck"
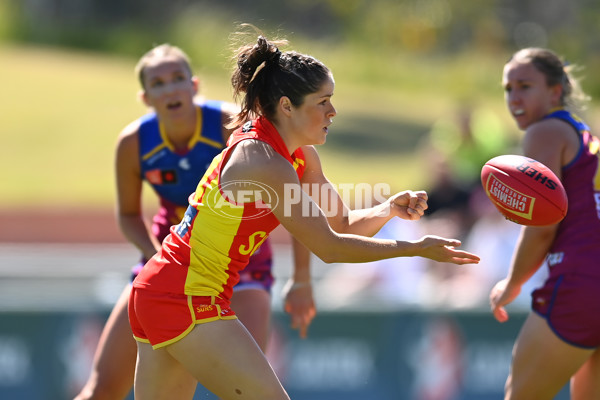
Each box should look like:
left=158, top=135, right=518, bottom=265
left=162, top=106, right=198, bottom=151
left=270, top=118, right=301, bottom=155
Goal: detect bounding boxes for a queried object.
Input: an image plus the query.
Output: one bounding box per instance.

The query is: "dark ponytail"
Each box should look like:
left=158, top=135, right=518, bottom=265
left=229, top=25, right=331, bottom=128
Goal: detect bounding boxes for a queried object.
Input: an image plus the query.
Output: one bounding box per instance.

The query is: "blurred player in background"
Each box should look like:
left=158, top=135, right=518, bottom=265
left=128, top=25, right=480, bottom=400
left=489, top=47, right=600, bottom=400
left=74, top=43, right=316, bottom=400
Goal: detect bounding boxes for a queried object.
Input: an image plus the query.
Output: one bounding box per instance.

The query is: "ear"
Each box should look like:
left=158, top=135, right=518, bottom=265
left=550, top=83, right=563, bottom=105
left=139, top=90, right=151, bottom=107
left=191, top=76, right=200, bottom=95
left=279, top=96, right=293, bottom=117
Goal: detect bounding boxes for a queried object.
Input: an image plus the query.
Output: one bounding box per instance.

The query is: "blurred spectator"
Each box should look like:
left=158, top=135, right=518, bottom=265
left=420, top=102, right=516, bottom=238
left=425, top=102, right=512, bottom=189
left=316, top=217, right=428, bottom=308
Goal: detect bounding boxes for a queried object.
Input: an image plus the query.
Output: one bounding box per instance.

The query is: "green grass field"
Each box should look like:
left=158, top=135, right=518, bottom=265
left=0, top=42, right=539, bottom=210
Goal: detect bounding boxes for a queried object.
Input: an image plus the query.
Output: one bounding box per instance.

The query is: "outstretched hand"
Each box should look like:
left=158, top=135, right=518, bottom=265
left=415, top=235, right=480, bottom=265
left=282, top=280, right=316, bottom=339
left=390, top=190, right=429, bottom=220
left=489, top=278, right=521, bottom=323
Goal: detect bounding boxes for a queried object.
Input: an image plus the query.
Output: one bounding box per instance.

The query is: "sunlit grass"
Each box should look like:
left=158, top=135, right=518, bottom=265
left=2, top=44, right=138, bottom=207
left=0, top=43, right=433, bottom=208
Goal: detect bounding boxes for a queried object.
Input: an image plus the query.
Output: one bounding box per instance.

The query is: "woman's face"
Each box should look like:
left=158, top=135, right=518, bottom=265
left=502, top=61, right=561, bottom=130
left=288, top=75, right=337, bottom=145
left=141, top=56, right=198, bottom=117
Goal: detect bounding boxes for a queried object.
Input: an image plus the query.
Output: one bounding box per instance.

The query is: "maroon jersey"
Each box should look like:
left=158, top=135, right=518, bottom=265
left=545, top=110, right=600, bottom=277
left=532, top=110, right=600, bottom=348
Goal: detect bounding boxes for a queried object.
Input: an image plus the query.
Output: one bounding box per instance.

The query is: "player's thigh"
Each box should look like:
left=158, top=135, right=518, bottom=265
left=75, top=285, right=136, bottom=400
left=166, top=319, right=288, bottom=400
left=134, top=342, right=196, bottom=400
left=94, top=285, right=137, bottom=374
left=508, top=312, right=593, bottom=399
left=231, top=288, right=271, bottom=351
left=571, top=347, right=600, bottom=400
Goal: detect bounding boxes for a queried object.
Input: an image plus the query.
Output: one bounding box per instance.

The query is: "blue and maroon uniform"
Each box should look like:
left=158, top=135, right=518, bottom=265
left=531, top=109, right=600, bottom=348
left=132, top=101, right=273, bottom=289
left=129, top=117, right=306, bottom=348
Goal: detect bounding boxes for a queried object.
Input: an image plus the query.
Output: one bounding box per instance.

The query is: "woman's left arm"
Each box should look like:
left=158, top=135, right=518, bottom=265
left=505, top=119, right=571, bottom=283
left=282, top=237, right=316, bottom=339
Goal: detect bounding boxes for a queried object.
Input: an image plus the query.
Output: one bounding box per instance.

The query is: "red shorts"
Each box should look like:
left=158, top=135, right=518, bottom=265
left=532, top=273, right=600, bottom=349
left=129, top=287, right=237, bottom=349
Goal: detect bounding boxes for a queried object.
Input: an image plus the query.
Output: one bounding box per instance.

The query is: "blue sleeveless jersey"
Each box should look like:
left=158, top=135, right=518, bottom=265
left=138, top=101, right=225, bottom=207
left=130, top=101, right=274, bottom=284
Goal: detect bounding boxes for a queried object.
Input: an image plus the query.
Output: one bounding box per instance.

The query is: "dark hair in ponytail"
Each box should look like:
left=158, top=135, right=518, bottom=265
left=229, top=24, right=331, bottom=128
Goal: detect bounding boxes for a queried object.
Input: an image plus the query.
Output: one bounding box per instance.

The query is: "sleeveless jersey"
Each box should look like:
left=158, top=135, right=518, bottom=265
left=138, top=101, right=225, bottom=240
left=543, top=109, right=600, bottom=277
left=133, top=117, right=306, bottom=302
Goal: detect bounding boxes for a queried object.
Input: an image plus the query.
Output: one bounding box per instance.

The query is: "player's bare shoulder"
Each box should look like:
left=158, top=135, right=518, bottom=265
left=116, top=119, right=141, bottom=153
left=525, top=117, right=571, bottom=144
left=524, top=117, right=580, bottom=164
left=224, top=140, right=297, bottom=184
left=299, top=145, right=321, bottom=168
left=229, top=139, right=287, bottom=168
left=115, top=119, right=142, bottom=172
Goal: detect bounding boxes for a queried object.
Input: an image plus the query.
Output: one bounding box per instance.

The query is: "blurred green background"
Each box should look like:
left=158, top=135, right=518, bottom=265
left=2, top=0, right=600, bottom=210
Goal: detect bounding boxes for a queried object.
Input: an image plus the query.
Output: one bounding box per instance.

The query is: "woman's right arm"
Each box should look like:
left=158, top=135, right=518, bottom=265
left=489, top=119, right=570, bottom=322
left=115, top=123, right=161, bottom=260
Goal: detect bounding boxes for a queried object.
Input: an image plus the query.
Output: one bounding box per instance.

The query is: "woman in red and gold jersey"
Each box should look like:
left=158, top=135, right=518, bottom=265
left=129, top=25, right=480, bottom=400
left=75, top=43, right=315, bottom=400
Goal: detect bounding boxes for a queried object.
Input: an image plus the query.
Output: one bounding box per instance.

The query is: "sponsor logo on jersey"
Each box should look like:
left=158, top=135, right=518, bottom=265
left=174, top=206, right=197, bottom=237
left=196, top=305, right=214, bottom=313
left=145, top=169, right=178, bottom=185
left=179, top=158, right=191, bottom=170
left=546, top=252, right=564, bottom=267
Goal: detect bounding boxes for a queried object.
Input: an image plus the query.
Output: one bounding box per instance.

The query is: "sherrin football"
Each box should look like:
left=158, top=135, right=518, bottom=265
left=481, top=155, right=568, bottom=226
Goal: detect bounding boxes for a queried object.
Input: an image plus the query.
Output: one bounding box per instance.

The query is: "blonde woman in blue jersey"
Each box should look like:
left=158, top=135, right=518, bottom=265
left=74, top=44, right=316, bottom=400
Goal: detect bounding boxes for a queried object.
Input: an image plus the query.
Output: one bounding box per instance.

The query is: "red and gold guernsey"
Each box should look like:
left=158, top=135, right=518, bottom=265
left=133, top=116, right=306, bottom=303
